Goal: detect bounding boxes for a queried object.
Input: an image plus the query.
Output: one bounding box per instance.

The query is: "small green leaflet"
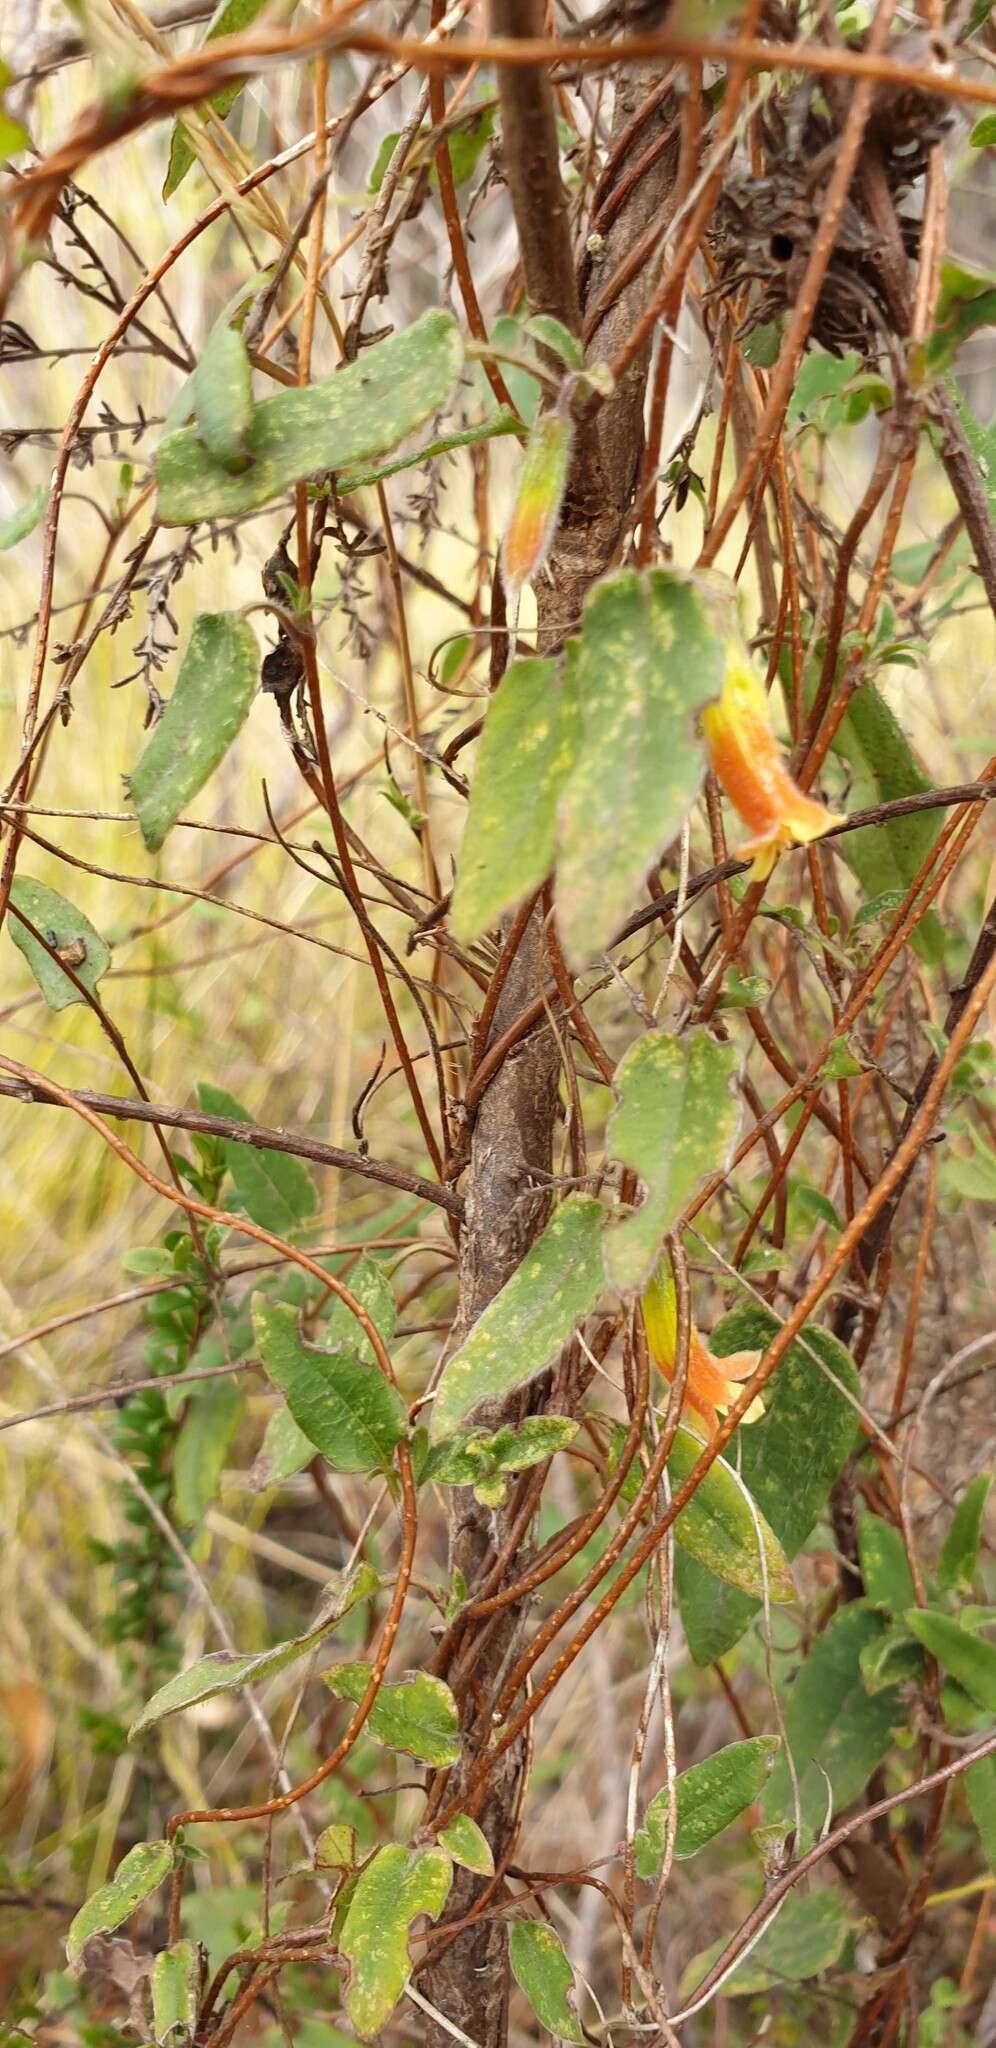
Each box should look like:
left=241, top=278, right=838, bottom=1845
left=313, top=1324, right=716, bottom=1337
left=680, top=1889, right=848, bottom=2001
left=450, top=655, right=572, bottom=942
left=430, top=1194, right=604, bottom=1441
left=172, top=1376, right=243, bottom=1528
left=555, top=568, right=724, bottom=966
left=951, top=382, right=996, bottom=524
left=129, top=1563, right=377, bottom=1736
left=857, top=1512, right=916, bottom=1617
left=677, top=1305, right=860, bottom=1664
left=162, top=0, right=272, bottom=198
left=635, top=1735, right=779, bottom=1875
left=912, top=259, right=996, bottom=381
left=252, top=1296, right=406, bottom=1474
left=966, top=1752, right=996, bottom=1872
left=437, top=1812, right=494, bottom=1875
left=339, top=1844, right=452, bottom=2038
left=315, top=1822, right=358, bottom=1871
left=8, top=877, right=110, bottom=1011
left=192, top=322, right=252, bottom=469
left=427, top=1415, right=578, bottom=1505
left=763, top=1602, right=904, bottom=1834
left=604, top=1030, right=739, bottom=1291
left=195, top=1081, right=317, bottom=1234
left=905, top=1607, right=996, bottom=1712
left=667, top=1428, right=794, bottom=1603
left=249, top=1252, right=395, bottom=1483
left=157, top=311, right=464, bottom=523
left=0, top=482, right=46, bottom=550
left=938, top=1475, right=992, bottom=1594
left=151, top=1941, right=200, bottom=2046
left=828, top=680, right=943, bottom=964
left=67, top=1839, right=175, bottom=1964
left=129, top=612, right=258, bottom=851
left=252, top=1399, right=316, bottom=1488
left=323, top=1664, right=460, bottom=1767
left=509, top=1921, right=585, bottom=2044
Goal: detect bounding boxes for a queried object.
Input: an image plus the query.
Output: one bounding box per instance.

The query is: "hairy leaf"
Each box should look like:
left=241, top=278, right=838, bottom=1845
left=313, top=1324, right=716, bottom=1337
left=8, top=877, right=111, bottom=1011
left=906, top=1607, right=996, bottom=1711
left=157, top=311, right=464, bottom=523
left=858, top=1512, right=916, bottom=1616
left=67, top=1840, right=174, bottom=1964
left=938, top=1475, right=992, bottom=1595
left=680, top=1890, right=848, bottom=2001
left=635, top=1735, right=779, bottom=1875
left=151, top=1941, right=200, bottom=2045
left=438, top=1812, right=494, bottom=1875
left=430, top=1195, right=604, bottom=1441
left=130, top=1564, right=377, bottom=1736
left=192, top=322, right=253, bottom=468
left=555, top=567, right=724, bottom=964
left=668, top=1428, right=794, bottom=1603
left=509, top=1920, right=585, bottom=2044
left=830, top=681, right=943, bottom=963
left=323, top=1664, right=460, bottom=1767
left=172, top=1375, right=242, bottom=1527
left=340, top=1844, right=452, bottom=2038
left=604, top=1030, right=739, bottom=1290
left=196, top=1081, right=316, bottom=1233
left=252, top=1296, right=405, bottom=1473
left=763, top=1603, right=904, bottom=1832
left=129, top=612, right=258, bottom=851
left=450, top=655, right=573, bottom=941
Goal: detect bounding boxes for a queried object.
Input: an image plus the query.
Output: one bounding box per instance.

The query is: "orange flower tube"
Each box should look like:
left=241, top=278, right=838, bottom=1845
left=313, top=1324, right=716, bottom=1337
left=641, top=1256, right=764, bottom=1438
left=501, top=408, right=573, bottom=597
left=702, top=642, right=844, bottom=882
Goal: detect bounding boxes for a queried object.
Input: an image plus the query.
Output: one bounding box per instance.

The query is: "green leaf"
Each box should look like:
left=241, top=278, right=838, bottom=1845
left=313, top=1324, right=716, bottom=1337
left=667, top=1428, right=794, bottom=1603
left=252, top=1296, right=406, bottom=1474
left=858, top=1512, right=916, bottom=1616
left=157, top=310, right=464, bottom=524
left=913, top=259, right=996, bottom=379
left=437, top=1812, right=494, bottom=1875
left=428, top=1415, right=578, bottom=1506
left=8, top=877, right=111, bottom=1011
left=509, top=1921, right=585, bottom=2044
left=340, top=1844, right=452, bottom=2038
left=970, top=113, right=996, bottom=145
left=315, top=1822, right=358, bottom=1871
left=172, top=1376, right=242, bottom=1527
left=151, top=1941, right=200, bottom=2045
left=951, top=382, right=996, bottom=524
left=859, top=1624, right=922, bottom=1695
left=523, top=314, right=584, bottom=369
left=430, top=1194, right=604, bottom=1441
left=451, top=656, right=573, bottom=941
left=820, top=1037, right=864, bottom=1080
left=787, top=349, right=862, bottom=424
left=827, top=680, right=943, bottom=963
left=677, top=1306, right=859, bottom=1663
left=555, top=568, right=723, bottom=965
left=192, top=322, right=252, bottom=469
left=129, top=1564, right=377, bottom=1736
left=0, top=103, right=28, bottom=164
left=604, top=1030, right=739, bottom=1291
left=938, top=1475, right=992, bottom=1595
left=162, top=0, right=271, bottom=198
left=680, top=1890, right=848, bottom=2000
left=762, top=1603, right=904, bottom=1833
left=635, top=1735, right=779, bottom=1876
left=0, top=482, right=47, bottom=549
left=943, top=1129, right=996, bottom=1203
left=323, top=1664, right=460, bottom=1767
left=195, top=1081, right=316, bottom=1233
left=966, top=1752, right=996, bottom=1871
left=437, top=103, right=496, bottom=187
left=129, top=612, right=258, bottom=851
left=905, top=1607, right=996, bottom=1711
left=67, top=1840, right=174, bottom=1964
left=253, top=1398, right=318, bottom=1486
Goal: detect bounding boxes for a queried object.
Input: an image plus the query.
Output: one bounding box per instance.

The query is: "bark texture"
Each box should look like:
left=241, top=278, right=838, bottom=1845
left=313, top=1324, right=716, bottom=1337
left=420, top=24, right=682, bottom=2048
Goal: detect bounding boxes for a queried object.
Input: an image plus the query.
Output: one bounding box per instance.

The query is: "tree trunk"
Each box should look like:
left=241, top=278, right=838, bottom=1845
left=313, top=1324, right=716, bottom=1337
left=421, top=21, right=682, bottom=2046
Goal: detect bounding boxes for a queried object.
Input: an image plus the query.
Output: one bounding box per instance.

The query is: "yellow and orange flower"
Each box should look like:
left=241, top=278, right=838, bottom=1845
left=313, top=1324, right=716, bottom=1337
left=702, top=642, right=844, bottom=883
left=641, top=1257, right=764, bottom=1438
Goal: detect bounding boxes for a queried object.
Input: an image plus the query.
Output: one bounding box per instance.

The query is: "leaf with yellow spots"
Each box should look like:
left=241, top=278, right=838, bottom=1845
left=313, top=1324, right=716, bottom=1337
left=605, top=1030, right=740, bottom=1291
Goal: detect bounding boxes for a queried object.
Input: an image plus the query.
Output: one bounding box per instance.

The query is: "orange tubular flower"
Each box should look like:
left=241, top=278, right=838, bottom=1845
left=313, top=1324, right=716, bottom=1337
left=641, top=1257, right=764, bottom=1438
left=702, top=642, right=845, bottom=883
